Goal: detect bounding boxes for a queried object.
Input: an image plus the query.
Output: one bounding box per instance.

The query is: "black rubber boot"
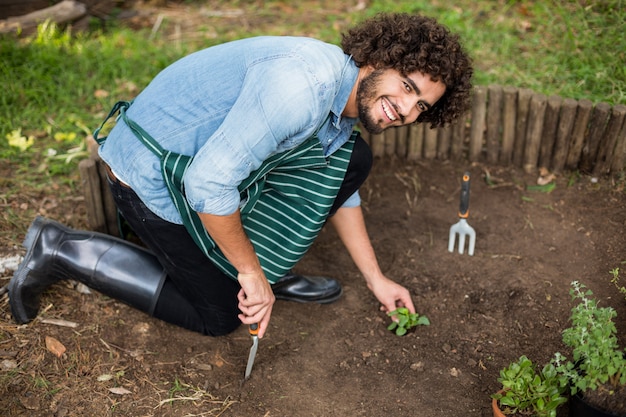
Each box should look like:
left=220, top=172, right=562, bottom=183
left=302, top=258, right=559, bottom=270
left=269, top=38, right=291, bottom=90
left=272, top=273, right=343, bottom=304
left=8, top=216, right=166, bottom=324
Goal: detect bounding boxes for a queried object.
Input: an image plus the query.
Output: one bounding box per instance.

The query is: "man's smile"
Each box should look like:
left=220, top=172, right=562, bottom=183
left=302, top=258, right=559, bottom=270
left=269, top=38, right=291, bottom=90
left=381, top=97, right=398, bottom=122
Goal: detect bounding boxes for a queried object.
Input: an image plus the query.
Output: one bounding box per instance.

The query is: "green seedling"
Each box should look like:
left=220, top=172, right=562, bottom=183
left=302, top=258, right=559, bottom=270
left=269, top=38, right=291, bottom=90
left=610, top=267, right=626, bottom=302
left=387, top=307, right=430, bottom=336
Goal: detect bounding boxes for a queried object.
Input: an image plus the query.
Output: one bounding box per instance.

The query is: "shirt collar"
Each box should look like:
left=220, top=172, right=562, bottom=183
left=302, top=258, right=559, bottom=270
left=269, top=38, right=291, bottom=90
left=330, top=56, right=359, bottom=128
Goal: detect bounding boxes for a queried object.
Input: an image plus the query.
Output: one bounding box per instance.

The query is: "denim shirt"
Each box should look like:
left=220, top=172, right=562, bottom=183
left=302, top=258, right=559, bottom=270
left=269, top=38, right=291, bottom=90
left=99, top=36, right=361, bottom=224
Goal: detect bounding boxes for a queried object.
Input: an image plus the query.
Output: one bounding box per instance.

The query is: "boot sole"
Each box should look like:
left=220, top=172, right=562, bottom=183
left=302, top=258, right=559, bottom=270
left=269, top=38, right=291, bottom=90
left=8, top=216, right=49, bottom=324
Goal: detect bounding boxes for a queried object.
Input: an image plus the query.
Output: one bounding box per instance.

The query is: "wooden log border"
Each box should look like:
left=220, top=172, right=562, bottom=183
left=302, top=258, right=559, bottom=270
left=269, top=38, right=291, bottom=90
left=360, top=85, right=626, bottom=175
left=80, top=85, right=626, bottom=234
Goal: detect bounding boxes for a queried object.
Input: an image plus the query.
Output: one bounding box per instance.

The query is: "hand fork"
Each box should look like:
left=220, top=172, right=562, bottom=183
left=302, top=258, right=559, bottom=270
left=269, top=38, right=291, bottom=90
left=448, top=172, right=476, bottom=256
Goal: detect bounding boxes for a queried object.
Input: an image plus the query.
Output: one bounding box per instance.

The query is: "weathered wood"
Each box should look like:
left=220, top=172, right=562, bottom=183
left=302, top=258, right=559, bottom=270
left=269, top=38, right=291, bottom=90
left=407, top=123, right=424, bottom=161
left=580, top=102, right=611, bottom=172
left=423, top=126, right=438, bottom=159
left=566, top=99, right=594, bottom=170
left=500, top=86, right=518, bottom=164
left=593, top=104, right=626, bottom=176
left=538, top=95, right=563, bottom=169
left=551, top=98, right=578, bottom=173
left=513, top=89, right=533, bottom=167
left=370, top=132, right=384, bottom=158
left=78, top=158, right=106, bottom=233
left=96, top=159, right=120, bottom=237
left=450, top=113, right=467, bottom=160
left=395, top=125, right=409, bottom=158
left=0, top=0, right=49, bottom=19
left=523, top=94, right=547, bottom=173
left=610, top=111, right=626, bottom=173
left=382, top=127, right=395, bottom=156
left=486, top=85, right=503, bottom=164
left=469, top=86, right=487, bottom=161
left=0, top=0, right=87, bottom=34
left=437, top=124, right=452, bottom=160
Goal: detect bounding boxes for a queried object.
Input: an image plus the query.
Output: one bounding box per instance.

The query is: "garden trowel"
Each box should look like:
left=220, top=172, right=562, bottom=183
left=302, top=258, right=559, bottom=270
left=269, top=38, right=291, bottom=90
left=448, top=172, right=476, bottom=256
left=244, top=323, right=259, bottom=380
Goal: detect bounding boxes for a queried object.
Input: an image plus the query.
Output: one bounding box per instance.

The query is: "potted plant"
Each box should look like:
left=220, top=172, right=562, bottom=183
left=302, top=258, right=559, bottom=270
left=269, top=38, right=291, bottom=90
left=552, top=281, right=626, bottom=417
left=491, top=355, right=567, bottom=417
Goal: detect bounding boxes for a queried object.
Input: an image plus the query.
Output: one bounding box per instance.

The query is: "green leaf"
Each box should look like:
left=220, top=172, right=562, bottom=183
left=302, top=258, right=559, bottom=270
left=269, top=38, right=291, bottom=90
left=526, top=182, right=556, bottom=193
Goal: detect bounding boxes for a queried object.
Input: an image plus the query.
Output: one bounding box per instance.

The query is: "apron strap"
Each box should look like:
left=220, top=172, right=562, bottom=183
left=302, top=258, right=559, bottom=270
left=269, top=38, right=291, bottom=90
left=93, top=100, right=165, bottom=158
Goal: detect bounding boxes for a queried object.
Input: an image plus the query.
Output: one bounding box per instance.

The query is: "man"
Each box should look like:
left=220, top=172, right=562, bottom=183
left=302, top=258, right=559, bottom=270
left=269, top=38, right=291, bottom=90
left=9, top=13, right=473, bottom=339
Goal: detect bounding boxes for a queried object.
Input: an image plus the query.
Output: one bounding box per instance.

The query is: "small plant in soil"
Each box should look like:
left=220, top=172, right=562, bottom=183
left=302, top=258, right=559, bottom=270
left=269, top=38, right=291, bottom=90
left=387, top=307, right=430, bottom=336
left=492, top=355, right=567, bottom=417
left=552, top=280, right=626, bottom=415
left=610, top=267, right=626, bottom=302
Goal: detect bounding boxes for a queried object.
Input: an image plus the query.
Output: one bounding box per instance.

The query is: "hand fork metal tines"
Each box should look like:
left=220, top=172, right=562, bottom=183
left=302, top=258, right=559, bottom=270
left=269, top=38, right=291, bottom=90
left=448, top=172, right=476, bottom=256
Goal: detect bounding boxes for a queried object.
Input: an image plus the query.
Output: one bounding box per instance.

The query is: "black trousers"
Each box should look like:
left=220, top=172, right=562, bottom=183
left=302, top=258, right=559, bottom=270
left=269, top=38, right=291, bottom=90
left=107, top=134, right=372, bottom=336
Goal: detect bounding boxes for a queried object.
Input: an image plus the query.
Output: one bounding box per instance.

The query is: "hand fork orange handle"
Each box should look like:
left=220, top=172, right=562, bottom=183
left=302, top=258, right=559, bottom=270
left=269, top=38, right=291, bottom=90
left=458, top=172, right=471, bottom=219
left=249, top=323, right=259, bottom=336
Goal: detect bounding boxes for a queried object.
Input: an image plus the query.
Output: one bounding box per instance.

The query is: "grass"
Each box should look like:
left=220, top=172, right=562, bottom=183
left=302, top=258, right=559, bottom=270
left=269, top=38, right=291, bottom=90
left=0, top=0, right=624, bottom=181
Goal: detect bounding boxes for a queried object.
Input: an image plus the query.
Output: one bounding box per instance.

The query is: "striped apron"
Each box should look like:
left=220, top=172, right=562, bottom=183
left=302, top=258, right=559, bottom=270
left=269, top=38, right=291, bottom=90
left=95, top=101, right=355, bottom=283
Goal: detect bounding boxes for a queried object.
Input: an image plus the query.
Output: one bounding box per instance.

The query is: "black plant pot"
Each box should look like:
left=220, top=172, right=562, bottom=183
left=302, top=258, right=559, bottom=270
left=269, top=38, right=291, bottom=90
left=569, top=392, right=625, bottom=417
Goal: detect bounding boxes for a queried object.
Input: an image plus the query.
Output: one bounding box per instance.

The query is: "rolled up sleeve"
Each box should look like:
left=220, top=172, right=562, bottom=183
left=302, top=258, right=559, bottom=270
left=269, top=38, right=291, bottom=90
left=183, top=57, right=329, bottom=215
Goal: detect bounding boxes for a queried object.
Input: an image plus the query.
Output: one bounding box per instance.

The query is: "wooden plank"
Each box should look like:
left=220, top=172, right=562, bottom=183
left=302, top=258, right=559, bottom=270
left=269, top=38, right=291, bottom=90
left=469, top=85, right=487, bottom=162
left=450, top=112, right=467, bottom=160
left=384, top=127, right=396, bottom=156
left=610, top=110, right=626, bottom=173
left=523, top=93, right=547, bottom=173
left=513, top=89, right=533, bottom=167
left=580, top=102, right=611, bottom=172
left=407, top=123, right=424, bottom=161
left=96, top=159, right=121, bottom=237
left=538, top=95, right=562, bottom=169
left=500, top=86, right=518, bottom=164
left=486, top=85, right=503, bottom=164
left=0, top=0, right=49, bottom=20
left=395, top=126, right=409, bottom=158
left=565, top=99, right=593, bottom=170
left=0, top=0, right=87, bottom=34
left=551, top=98, right=578, bottom=173
left=593, top=104, right=626, bottom=176
left=370, top=132, right=384, bottom=157
left=423, top=126, right=438, bottom=159
left=437, top=124, right=452, bottom=160
left=78, top=158, right=106, bottom=233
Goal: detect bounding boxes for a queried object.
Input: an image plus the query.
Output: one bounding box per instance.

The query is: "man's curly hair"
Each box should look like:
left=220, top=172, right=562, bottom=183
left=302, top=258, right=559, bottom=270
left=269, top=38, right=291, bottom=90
left=341, top=13, right=473, bottom=128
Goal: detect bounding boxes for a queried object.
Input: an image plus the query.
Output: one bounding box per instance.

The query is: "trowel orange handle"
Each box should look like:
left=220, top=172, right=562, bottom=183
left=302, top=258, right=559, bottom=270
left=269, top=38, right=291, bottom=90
left=249, top=323, right=259, bottom=336
left=458, top=172, right=471, bottom=218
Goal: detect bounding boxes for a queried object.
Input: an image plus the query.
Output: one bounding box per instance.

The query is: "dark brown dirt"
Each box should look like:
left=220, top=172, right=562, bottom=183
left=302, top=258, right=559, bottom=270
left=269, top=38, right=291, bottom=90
left=2, top=157, right=626, bottom=417
left=2, top=2, right=626, bottom=416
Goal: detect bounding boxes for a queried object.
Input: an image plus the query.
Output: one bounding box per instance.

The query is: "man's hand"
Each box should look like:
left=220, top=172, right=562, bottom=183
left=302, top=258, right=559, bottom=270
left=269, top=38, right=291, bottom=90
left=237, top=271, right=275, bottom=338
left=329, top=206, right=416, bottom=315
left=367, top=274, right=416, bottom=315
left=198, top=211, right=275, bottom=338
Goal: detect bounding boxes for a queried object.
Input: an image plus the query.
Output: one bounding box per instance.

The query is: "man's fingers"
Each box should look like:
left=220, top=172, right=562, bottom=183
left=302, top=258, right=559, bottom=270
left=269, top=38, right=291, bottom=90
left=238, top=306, right=272, bottom=338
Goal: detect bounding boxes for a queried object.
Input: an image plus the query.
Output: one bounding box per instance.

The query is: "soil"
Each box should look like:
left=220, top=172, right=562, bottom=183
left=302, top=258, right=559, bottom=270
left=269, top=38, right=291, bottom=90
left=2, top=2, right=626, bottom=417
left=2, top=158, right=626, bottom=417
